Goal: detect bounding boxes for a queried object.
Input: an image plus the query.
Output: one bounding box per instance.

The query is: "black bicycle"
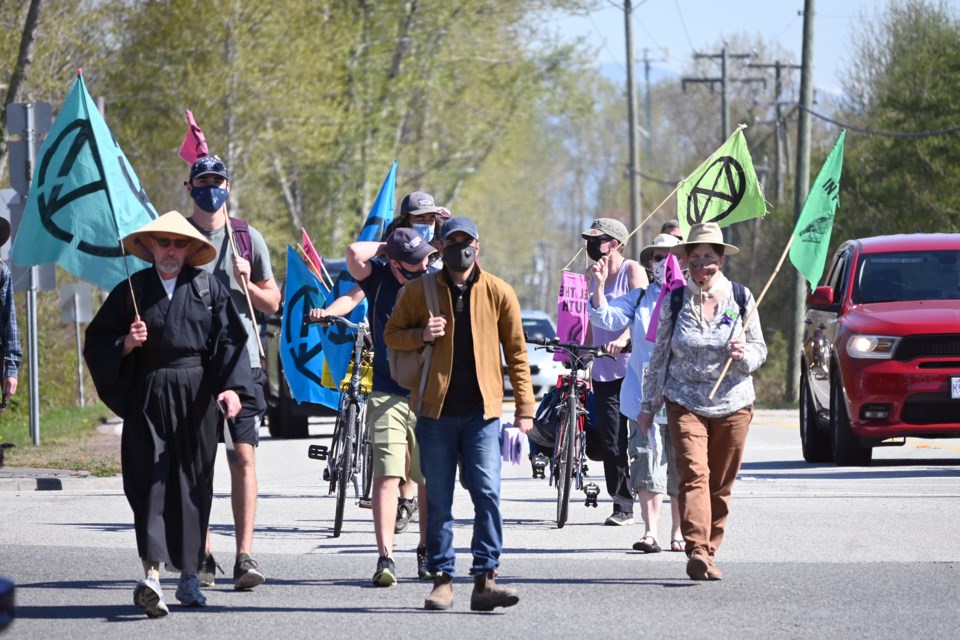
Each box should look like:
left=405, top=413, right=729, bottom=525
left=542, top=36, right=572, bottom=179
left=527, top=336, right=610, bottom=528
left=306, top=315, right=374, bottom=537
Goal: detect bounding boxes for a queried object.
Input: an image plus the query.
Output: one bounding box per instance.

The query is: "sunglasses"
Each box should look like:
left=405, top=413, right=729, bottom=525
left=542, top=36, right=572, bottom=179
left=651, top=254, right=669, bottom=263
left=153, top=237, right=191, bottom=249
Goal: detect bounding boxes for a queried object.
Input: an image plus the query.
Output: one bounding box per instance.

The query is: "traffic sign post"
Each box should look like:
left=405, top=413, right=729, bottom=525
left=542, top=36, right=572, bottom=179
left=7, top=102, right=53, bottom=446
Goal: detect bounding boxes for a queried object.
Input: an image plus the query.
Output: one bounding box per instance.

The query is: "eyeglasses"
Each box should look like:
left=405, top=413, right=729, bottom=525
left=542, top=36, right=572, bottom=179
left=688, top=257, right=719, bottom=267
left=153, top=236, right=191, bottom=249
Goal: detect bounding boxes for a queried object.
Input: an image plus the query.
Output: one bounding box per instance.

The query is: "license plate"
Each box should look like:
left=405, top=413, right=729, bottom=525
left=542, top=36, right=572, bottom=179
left=952, top=377, right=960, bottom=399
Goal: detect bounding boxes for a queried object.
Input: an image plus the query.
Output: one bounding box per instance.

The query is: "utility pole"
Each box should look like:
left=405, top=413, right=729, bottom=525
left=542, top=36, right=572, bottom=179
left=682, top=46, right=765, bottom=277
left=788, top=0, right=816, bottom=405
left=747, top=60, right=802, bottom=203
left=623, top=0, right=643, bottom=259
left=641, top=47, right=668, bottom=163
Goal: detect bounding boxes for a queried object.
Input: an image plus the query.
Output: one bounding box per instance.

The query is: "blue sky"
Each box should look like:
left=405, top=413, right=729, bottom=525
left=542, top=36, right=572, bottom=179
left=548, top=0, right=960, bottom=95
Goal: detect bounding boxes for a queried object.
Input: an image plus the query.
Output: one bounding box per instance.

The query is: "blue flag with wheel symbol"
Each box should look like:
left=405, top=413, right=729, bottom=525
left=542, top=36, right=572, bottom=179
left=279, top=245, right=341, bottom=408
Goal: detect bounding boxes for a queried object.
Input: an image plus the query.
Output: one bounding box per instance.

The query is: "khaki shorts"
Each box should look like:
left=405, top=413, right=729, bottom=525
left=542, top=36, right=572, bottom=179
left=367, top=391, right=424, bottom=484
left=628, top=420, right=679, bottom=497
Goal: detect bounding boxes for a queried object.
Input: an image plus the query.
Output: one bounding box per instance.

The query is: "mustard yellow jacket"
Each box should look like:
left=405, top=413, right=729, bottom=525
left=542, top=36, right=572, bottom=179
left=384, top=267, right=536, bottom=420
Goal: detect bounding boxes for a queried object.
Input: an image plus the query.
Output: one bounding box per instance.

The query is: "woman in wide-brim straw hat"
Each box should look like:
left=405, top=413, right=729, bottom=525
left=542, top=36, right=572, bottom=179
left=84, top=210, right=254, bottom=618
left=634, top=221, right=767, bottom=582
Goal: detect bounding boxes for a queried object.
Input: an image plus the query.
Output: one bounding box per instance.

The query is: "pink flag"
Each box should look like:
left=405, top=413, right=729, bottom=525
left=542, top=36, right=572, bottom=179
left=178, top=110, right=209, bottom=164
left=555, top=271, right=588, bottom=363
left=301, top=227, right=325, bottom=283
left=646, top=254, right=686, bottom=342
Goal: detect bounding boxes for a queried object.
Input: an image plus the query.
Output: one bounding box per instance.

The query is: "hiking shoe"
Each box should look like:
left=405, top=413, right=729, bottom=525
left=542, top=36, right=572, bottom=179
left=233, top=553, right=266, bottom=591
left=416, top=545, right=433, bottom=581
left=372, top=556, right=397, bottom=587
left=604, top=512, right=635, bottom=526
left=395, top=498, right=417, bottom=534
left=198, top=554, right=223, bottom=588
left=175, top=573, right=207, bottom=607
left=686, top=549, right=711, bottom=581
left=133, top=577, right=169, bottom=618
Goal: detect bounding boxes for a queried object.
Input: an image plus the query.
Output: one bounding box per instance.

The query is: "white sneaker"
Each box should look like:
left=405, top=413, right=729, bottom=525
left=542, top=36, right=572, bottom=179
left=175, top=573, right=207, bottom=607
left=133, top=577, right=169, bottom=618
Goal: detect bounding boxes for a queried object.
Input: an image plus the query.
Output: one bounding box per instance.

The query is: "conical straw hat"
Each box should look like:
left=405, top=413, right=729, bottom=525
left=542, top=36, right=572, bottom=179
left=122, top=211, right=216, bottom=267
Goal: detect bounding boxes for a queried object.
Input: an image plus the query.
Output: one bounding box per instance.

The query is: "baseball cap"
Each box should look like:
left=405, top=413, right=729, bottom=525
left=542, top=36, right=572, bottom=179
left=384, top=228, right=436, bottom=264
left=439, top=216, right=479, bottom=241
left=189, top=155, right=228, bottom=182
left=581, top=218, right=628, bottom=244
left=400, top=191, right=440, bottom=216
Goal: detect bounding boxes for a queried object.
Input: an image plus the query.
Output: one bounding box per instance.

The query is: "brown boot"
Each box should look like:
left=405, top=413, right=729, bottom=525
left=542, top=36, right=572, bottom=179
left=686, top=549, right=710, bottom=581
left=470, top=569, right=520, bottom=612
left=706, top=556, right=723, bottom=581
left=424, top=572, right=454, bottom=610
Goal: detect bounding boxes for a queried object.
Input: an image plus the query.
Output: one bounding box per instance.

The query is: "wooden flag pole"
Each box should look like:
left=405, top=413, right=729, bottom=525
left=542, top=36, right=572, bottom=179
left=223, top=214, right=265, bottom=359
left=707, top=234, right=796, bottom=400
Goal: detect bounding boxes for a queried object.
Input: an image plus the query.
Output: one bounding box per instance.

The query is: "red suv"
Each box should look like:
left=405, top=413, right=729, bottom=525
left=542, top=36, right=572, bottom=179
left=800, top=234, right=960, bottom=466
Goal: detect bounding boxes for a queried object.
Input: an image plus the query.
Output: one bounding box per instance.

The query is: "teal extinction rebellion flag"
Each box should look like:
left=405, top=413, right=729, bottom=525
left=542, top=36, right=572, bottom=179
left=677, top=127, right=767, bottom=239
left=316, top=160, right=397, bottom=387
left=279, top=245, right=340, bottom=409
left=789, top=131, right=846, bottom=290
left=11, top=71, right=156, bottom=291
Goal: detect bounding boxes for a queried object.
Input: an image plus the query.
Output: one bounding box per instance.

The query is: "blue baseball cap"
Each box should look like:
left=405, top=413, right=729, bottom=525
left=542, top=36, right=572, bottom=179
left=439, top=216, right=479, bottom=241
left=189, top=155, right=228, bottom=181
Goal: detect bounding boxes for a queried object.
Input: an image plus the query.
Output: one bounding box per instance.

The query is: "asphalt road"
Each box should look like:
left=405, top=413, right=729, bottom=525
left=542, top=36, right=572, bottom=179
left=2, top=408, right=960, bottom=639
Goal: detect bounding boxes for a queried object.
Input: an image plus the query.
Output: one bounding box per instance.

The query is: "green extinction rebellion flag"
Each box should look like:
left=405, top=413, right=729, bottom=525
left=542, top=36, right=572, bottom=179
left=789, top=130, right=846, bottom=290
left=677, top=128, right=767, bottom=239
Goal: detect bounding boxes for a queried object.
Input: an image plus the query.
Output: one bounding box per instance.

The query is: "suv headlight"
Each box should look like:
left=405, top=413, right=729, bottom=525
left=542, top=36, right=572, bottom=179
left=846, top=335, right=900, bottom=359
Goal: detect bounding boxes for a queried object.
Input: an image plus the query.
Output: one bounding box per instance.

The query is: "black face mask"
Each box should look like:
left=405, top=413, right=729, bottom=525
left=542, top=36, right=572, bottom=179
left=397, top=264, right=426, bottom=281
left=442, top=242, right=476, bottom=273
left=586, top=241, right=609, bottom=262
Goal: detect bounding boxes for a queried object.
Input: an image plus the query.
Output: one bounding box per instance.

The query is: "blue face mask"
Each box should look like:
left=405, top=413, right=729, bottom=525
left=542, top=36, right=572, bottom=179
left=191, top=184, right=229, bottom=213
left=412, top=223, right=435, bottom=244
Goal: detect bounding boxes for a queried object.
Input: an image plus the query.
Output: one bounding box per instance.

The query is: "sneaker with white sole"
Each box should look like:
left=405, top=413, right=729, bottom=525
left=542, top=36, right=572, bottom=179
left=234, top=553, right=266, bottom=591
left=604, top=512, right=635, bottom=526
left=198, top=554, right=222, bottom=588
left=133, top=577, right=169, bottom=618
left=175, top=573, right=207, bottom=607
left=395, top=498, right=417, bottom=534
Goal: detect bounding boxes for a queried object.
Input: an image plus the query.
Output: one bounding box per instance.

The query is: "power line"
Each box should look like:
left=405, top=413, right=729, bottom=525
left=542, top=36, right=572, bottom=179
left=672, top=0, right=695, bottom=50
left=800, top=106, right=960, bottom=138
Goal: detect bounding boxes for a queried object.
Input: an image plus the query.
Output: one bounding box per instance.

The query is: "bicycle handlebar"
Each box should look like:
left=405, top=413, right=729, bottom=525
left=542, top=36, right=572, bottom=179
left=307, top=314, right=369, bottom=333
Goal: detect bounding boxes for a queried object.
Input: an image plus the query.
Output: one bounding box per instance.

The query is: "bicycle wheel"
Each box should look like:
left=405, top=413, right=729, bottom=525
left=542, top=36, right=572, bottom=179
left=333, top=402, right=357, bottom=537
left=358, top=402, right=374, bottom=503
left=556, top=393, right=576, bottom=528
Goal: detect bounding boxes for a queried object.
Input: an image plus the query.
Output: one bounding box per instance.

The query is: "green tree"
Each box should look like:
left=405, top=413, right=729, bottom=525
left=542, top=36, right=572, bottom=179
left=840, top=0, right=960, bottom=240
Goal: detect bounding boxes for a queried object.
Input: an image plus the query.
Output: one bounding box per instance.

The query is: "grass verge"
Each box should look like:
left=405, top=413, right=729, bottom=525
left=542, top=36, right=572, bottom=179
left=0, top=403, right=119, bottom=477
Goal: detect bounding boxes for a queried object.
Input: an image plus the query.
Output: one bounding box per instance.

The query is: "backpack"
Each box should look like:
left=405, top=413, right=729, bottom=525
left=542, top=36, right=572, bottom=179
left=670, top=281, right=747, bottom=329
left=228, top=217, right=253, bottom=263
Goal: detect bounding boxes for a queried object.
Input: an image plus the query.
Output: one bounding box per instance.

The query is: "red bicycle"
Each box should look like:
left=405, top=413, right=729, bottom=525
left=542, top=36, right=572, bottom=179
left=527, top=336, right=609, bottom=528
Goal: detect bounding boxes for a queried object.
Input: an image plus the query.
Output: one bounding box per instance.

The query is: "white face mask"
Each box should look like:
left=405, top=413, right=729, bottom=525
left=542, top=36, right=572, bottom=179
left=652, top=260, right=667, bottom=285
left=412, top=223, right=434, bottom=244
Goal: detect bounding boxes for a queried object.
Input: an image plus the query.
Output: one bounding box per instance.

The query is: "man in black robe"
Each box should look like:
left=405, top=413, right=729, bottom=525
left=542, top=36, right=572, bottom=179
left=84, top=211, right=254, bottom=618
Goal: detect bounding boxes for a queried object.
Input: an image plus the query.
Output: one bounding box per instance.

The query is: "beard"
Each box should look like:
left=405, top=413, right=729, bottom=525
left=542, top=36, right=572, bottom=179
left=156, top=256, right=184, bottom=277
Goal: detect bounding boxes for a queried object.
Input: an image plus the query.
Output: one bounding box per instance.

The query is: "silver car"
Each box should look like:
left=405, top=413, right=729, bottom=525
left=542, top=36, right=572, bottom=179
left=503, top=311, right=566, bottom=400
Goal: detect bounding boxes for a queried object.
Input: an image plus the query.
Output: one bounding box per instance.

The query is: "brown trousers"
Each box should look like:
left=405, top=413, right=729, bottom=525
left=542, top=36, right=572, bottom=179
left=666, top=401, right=752, bottom=558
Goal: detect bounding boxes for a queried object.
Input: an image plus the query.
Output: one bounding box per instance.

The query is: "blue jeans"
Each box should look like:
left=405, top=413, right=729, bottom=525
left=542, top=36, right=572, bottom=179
left=416, top=411, right=503, bottom=577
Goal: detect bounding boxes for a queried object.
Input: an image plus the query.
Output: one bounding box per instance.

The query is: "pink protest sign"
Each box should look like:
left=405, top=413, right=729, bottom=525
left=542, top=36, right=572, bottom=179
left=555, top=271, right=588, bottom=362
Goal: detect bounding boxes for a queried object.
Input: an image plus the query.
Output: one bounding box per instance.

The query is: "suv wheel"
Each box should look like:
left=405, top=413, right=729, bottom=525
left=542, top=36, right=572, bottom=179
left=800, top=373, right=832, bottom=463
left=830, top=373, right=872, bottom=466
